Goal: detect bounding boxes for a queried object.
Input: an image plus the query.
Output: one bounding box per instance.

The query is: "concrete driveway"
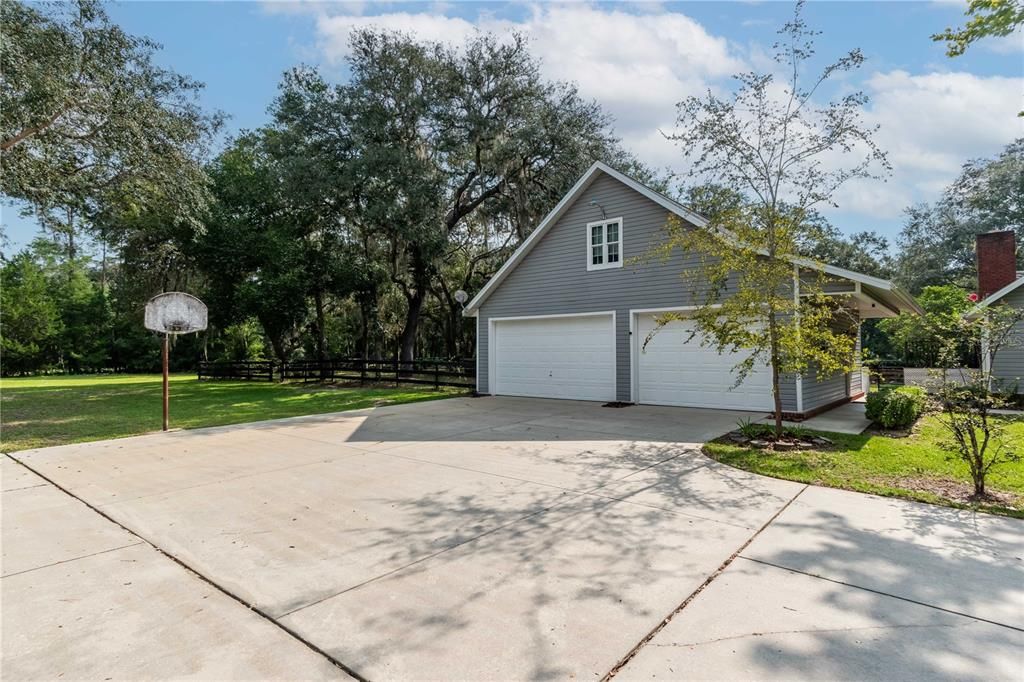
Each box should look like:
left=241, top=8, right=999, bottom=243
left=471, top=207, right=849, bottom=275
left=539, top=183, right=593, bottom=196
left=3, top=396, right=1022, bottom=680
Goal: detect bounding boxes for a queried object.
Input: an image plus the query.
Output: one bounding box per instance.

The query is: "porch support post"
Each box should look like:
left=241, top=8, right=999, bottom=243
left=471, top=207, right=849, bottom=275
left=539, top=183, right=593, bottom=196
left=793, top=265, right=804, bottom=414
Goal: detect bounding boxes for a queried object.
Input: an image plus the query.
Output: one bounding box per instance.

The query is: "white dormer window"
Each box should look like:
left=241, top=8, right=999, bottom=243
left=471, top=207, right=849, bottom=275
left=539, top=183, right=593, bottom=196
left=587, top=218, right=623, bottom=271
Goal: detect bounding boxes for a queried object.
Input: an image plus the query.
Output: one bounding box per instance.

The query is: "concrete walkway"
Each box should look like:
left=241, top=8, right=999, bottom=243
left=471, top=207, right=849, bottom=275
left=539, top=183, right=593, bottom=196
left=755, top=400, right=873, bottom=435
left=4, top=397, right=1021, bottom=680
left=787, top=400, right=873, bottom=434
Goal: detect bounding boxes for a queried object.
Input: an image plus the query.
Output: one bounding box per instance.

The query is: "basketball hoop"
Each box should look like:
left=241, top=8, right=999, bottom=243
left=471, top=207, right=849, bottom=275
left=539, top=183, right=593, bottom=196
left=145, top=292, right=208, bottom=335
left=145, top=292, right=208, bottom=431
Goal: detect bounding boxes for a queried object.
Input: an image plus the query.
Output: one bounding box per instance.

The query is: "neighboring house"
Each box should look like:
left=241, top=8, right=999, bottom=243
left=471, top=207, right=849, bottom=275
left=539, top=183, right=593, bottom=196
left=970, top=230, right=1024, bottom=393
left=463, top=161, right=922, bottom=418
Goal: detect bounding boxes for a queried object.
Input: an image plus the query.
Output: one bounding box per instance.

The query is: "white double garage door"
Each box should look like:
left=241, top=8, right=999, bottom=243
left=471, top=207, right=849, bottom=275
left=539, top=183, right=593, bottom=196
left=489, top=312, right=772, bottom=411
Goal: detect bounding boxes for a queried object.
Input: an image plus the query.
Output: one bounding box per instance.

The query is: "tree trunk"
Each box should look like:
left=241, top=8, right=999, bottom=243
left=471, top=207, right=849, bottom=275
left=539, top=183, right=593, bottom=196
left=358, top=304, right=371, bottom=360
left=397, top=252, right=431, bottom=364
left=65, top=207, right=76, bottom=268
left=446, top=304, right=461, bottom=358
left=312, top=289, right=328, bottom=378
left=971, top=452, right=986, bottom=497
left=101, top=238, right=107, bottom=292
left=399, top=288, right=425, bottom=364
left=263, top=322, right=289, bottom=367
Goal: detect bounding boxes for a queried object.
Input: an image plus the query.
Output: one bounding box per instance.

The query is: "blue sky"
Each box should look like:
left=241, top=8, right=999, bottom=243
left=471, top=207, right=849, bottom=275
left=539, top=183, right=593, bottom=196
left=4, top=0, right=1022, bottom=252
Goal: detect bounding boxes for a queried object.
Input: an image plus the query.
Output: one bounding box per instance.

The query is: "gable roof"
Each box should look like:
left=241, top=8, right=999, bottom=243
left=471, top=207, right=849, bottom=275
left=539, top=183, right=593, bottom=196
left=463, top=161, right=922, bottom=316
left=968, top=275, right=1024, bottom=317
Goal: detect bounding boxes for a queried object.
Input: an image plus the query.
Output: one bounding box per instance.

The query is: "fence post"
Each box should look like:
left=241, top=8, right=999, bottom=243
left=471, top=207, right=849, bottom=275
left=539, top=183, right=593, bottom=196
left=434, top=361, right=440, bottom=390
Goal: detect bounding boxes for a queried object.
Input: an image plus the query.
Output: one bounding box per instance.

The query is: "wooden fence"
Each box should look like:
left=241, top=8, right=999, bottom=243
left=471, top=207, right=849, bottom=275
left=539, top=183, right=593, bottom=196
left=198, top=358, right=475, bottom=390
left=197, top=360, right=275, bottom=382
left=280, top=358, right=475, bottom=389
left=872, top=366, right=906, bottom=386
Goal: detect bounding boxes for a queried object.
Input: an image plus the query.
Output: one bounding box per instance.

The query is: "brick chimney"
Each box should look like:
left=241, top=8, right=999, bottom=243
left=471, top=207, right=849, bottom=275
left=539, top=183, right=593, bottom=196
left=976, top=230, right=1017, bottom=300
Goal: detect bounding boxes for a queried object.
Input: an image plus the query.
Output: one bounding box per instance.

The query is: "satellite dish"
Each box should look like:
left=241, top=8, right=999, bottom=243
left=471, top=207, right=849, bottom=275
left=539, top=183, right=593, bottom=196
left=145, top=292, right=208, bottom=335
left=144, top=292, right=208, bottom=432
left=454, top=289, right=469, bottom=305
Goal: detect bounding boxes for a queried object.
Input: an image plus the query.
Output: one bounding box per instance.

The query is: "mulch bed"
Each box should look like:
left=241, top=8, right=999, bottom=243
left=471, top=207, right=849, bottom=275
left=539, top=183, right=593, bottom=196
left=885, top=476, right=1022, bottom=509
left=723, top=430, right=834, bottom=452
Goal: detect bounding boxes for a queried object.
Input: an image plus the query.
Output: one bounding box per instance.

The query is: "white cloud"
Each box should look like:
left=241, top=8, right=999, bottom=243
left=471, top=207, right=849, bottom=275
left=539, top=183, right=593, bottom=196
left=262, top=1, right=369, bottom=17
left=982, top=30, right=1024, bottom=54
left=316, top=12, right=482, bottom=63
left=824, top=70, right=1024, bottom=219
left=303, top=3, right=1022, bottom=230
left=312, top=2, right=744, bottom=166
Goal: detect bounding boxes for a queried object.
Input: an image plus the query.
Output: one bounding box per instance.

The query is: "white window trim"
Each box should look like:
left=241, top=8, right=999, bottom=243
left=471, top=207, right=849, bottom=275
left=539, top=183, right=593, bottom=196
left=586, top=217, right=623, bottom=272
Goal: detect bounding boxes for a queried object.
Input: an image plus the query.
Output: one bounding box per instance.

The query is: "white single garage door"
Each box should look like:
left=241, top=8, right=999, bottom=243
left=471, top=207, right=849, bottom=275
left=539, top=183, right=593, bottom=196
left=491, top=314, right=616, bottom=402
left=635, top=313, right=773, bottom=411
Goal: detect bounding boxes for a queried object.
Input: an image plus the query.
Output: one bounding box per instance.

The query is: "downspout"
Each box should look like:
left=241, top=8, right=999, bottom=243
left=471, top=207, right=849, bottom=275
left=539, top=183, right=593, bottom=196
left=980, top=316, right=991, bottom=391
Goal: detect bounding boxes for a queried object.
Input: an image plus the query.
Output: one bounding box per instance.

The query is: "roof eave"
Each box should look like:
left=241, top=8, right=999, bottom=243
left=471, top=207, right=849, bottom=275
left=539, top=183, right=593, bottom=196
left=795, top=258, right=924, bottom=316
left=967, top=277, right=1024, bottom=318
left=465, top=162, right=923, bottom=317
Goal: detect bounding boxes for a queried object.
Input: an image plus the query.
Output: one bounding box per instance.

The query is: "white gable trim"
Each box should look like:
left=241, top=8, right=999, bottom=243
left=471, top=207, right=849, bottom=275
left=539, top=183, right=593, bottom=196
left=463, top=161, right=922, bottom=316
left=968, top=276, right=1024, bottom=317
left=463, top=161, right=708, bottom=315
left=463, top=162, right=602, bottom=315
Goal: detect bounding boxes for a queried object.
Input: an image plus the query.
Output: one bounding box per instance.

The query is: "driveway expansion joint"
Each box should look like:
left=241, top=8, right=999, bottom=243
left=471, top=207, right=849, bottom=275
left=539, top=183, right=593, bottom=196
left=274, top=491, right=591, bottom=619
left=737, top=555, right=1024, bottom=633
left=0, top=541, right=145, bottom=579
left=5, top=453, right=370, bottom=682
left=651, top=621, right=967, bottom=648
left=601, top=483, right=810, bottom=681
left=2, top=483, right=49, bottom=493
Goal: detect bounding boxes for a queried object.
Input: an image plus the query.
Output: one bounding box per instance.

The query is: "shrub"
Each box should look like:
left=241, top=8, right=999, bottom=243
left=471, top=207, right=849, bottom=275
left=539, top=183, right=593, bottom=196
left=866, top=386, right=928, bottom=429
left=735, top=418, right=816, bottom=442
left=736, top=417, right=771, bottom=439
left=785, top=425, right=812, bottom=440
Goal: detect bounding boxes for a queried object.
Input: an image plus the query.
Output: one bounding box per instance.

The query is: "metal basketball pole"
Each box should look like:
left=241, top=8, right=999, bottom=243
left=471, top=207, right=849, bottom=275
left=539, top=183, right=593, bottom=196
left=144, top=292, right=208, bottom=433
left=162, top=333, right=170, bottom=431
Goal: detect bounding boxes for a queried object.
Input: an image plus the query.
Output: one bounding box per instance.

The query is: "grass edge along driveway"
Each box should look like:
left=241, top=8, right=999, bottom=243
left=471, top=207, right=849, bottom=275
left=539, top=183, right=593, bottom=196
left=704, top=413, right=1024, bottom=519
left=0, top=374, right=465, bottom=453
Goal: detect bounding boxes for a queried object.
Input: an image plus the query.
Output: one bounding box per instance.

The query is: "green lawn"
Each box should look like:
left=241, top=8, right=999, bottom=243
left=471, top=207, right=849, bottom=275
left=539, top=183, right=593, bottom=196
left=705, top=414, right=1024, bottom=517
left=0, top=374, right=464, bottom=452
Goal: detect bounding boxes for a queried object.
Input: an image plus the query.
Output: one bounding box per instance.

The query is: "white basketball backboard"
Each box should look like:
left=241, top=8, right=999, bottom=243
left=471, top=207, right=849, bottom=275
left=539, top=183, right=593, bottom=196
left=144, top=292, right=208, bottom=335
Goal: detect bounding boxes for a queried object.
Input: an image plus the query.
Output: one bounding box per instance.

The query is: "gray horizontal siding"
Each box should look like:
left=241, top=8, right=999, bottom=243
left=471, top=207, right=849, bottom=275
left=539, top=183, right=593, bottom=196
left=476, top=172, right=799, bottom=410
left=802, top=367, right=848, bottom=411
left=849, top=321, right=864, bottom=395
left=992, top=286, right=1024, bottom=393
left=801, top=311, right=861, bottom=411
left=779, top=372, right=798, bottom=410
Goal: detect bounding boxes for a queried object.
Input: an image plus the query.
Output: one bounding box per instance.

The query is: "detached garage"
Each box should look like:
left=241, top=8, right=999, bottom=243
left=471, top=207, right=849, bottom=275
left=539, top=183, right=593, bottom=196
left=489, top=313, right=615, bottom=402
left=465, top=161, right=922, bottom=418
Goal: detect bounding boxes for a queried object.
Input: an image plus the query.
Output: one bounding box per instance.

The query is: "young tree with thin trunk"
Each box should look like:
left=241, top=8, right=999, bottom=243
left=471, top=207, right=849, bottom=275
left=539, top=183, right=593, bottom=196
left=933, top=305, right=1024, bottom=498
left=658, top=0, right=889, bottom=435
